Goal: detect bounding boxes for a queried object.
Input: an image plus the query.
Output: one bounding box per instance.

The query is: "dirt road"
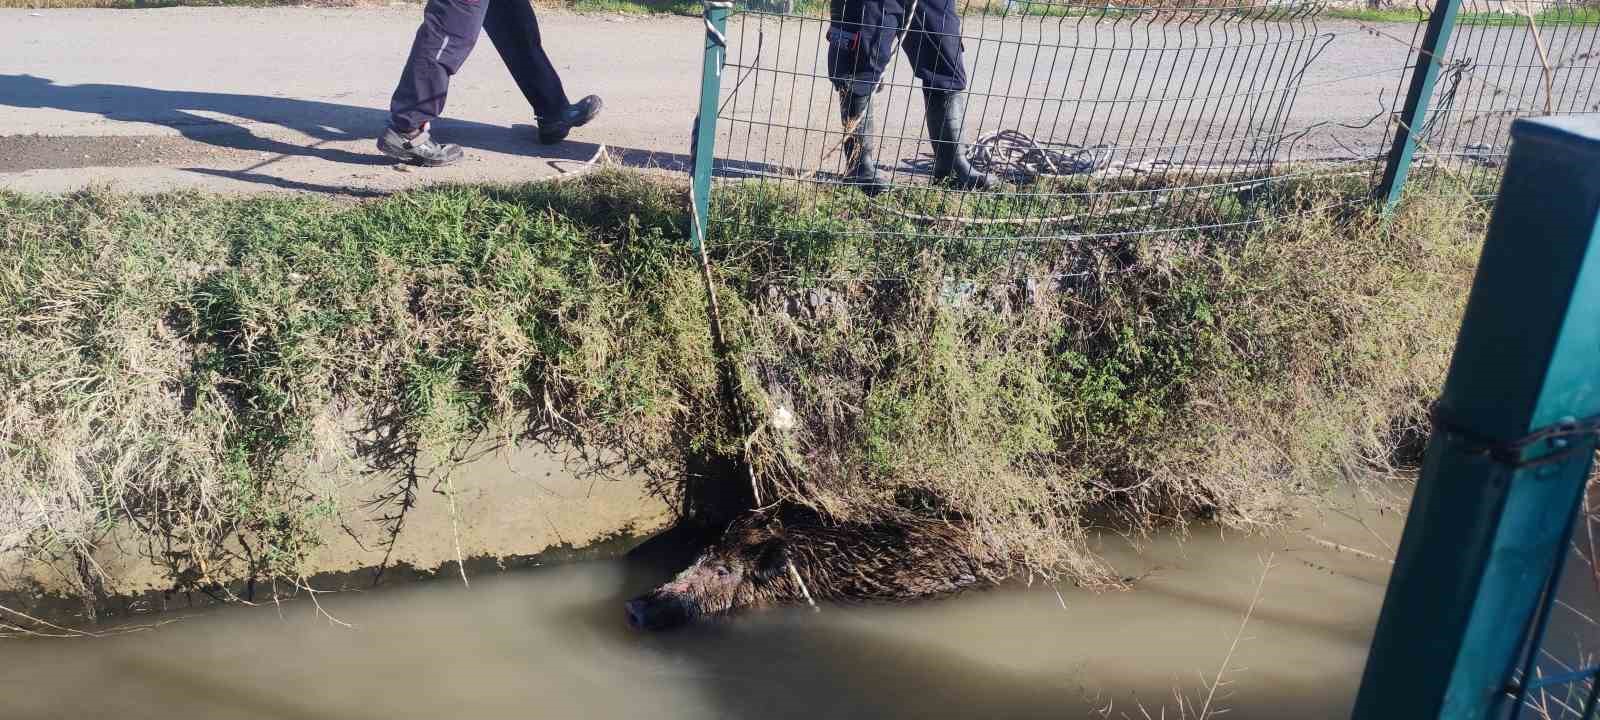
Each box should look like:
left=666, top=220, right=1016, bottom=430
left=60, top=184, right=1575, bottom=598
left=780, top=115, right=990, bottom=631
left=0, top=7, right=1486, bottom=196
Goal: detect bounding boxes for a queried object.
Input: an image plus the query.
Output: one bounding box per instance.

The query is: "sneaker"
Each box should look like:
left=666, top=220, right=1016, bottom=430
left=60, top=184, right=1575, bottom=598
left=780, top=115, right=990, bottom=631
left=377, top=126, right=464, bottom=167
left=537, top=95, right=604, bottom=145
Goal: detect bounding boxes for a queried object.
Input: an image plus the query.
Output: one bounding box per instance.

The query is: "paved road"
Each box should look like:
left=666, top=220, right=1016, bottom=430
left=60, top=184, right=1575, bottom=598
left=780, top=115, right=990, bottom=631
left=0, top=7, right=702, bottom=195
left=0, top=7, right=1580, bottom=196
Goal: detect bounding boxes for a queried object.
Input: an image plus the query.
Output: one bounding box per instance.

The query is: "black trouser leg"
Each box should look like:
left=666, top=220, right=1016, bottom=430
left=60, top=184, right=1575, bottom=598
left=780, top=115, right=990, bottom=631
left=826, top=0, right=899, bottom=94
left=483, top=0, right=571, bottom=121
left=900, top=0, right=967, bottom=92
left=827, top=0, right=966, bottom=93
left=389, top=0, right=489, bottom=134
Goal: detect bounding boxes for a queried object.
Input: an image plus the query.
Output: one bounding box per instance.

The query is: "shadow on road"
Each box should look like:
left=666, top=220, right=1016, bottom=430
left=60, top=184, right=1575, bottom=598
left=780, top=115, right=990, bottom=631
left=0, top=73, right=702, bottom=193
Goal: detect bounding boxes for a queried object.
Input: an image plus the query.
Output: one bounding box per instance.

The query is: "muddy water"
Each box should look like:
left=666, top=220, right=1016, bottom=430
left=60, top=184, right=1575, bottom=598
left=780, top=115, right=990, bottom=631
left=1, top=491, right=1420, bottom=720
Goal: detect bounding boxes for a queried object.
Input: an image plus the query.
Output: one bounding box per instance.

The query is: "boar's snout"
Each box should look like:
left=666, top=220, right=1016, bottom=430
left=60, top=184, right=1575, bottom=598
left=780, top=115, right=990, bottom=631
left=625, top=591, right=695, bottom=631
left=624, top=598, right=646, bottom=629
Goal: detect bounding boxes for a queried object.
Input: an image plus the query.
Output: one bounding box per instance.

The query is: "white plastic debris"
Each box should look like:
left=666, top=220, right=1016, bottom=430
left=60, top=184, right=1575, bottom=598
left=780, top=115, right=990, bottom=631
left=771, top=406, right=796, bottom=431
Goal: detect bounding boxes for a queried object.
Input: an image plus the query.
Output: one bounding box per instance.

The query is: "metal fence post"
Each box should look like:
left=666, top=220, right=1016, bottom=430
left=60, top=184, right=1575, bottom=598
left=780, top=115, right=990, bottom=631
left=1376, top=0, right=1465, bottom=211
left=690, top=1, right=731, bottom=253
left=1352, top=115, right=1600, bottom=720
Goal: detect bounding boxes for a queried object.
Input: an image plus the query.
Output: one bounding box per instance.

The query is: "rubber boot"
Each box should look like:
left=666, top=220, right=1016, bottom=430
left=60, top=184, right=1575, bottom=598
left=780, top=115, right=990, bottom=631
left=923, top=88, right=996, bottom=191
left=839, top=91, right=888, bottom=196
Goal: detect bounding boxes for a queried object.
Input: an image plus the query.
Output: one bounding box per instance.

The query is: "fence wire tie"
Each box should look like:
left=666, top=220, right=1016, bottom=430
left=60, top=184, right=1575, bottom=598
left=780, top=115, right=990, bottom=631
left=1429, top=401, right=1600, bottom=470
left=704, top=0, right=733, bottom=76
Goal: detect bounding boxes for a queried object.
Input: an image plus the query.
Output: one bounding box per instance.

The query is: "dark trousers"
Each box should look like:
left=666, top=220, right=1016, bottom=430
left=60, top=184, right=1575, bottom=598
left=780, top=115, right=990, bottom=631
left=826, top=0, right=967, bottom=98
left=389, top=0, right=570, bottom=134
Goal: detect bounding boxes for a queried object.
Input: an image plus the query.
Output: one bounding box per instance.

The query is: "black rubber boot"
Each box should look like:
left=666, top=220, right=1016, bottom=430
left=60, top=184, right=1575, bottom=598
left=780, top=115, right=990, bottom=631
left=839, top=91, right=888, bottom=197
left=923, top=88, right=996, bottom=191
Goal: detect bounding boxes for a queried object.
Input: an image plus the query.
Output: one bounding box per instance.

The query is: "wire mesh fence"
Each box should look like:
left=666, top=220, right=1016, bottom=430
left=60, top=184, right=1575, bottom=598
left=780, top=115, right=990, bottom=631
left=688, top=2, right=1600, bottom=716
left=701, top=0, right=1345, bottom=264
left=685, top=6, right=1600, bottom=716
left=693, top=0, right=1600, bottom=266
left=1374, top=0, right=1600, bottom=195
left=1501, top=494, right=1600, bottom=720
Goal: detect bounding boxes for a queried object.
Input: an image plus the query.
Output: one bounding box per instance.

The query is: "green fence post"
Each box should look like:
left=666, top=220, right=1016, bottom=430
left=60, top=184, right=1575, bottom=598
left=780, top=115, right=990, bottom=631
left=690, top=1, right=732, bottom=254
left=1352, top=115, right=1600, bottom=720
left=1375, top=0, right=1464, bottom=211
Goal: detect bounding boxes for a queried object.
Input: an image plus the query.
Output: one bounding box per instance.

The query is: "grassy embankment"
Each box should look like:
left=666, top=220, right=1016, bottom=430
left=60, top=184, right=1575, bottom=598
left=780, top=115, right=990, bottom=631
left=0, top=167, right=1484, bottom=601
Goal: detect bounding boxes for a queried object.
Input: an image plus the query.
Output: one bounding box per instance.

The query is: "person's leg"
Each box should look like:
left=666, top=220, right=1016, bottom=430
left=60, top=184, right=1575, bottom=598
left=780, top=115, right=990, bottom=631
left=483, top=0, right=602, bottom=145
left=381, top=0, right=489, bottom=164
left=901, top=0, right=965, bottom=95
left=482, top=0, right=567, bottom=118
left=826, top=0, right=897, bottom=194
left=826, top=0, right=897, bottom=97
left=905, top=0, right=993, bottom=190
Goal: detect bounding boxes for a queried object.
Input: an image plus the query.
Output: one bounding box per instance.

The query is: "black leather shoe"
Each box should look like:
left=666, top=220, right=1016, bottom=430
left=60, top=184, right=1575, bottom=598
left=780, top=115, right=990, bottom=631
left=538, top=95, right=604, bottom=145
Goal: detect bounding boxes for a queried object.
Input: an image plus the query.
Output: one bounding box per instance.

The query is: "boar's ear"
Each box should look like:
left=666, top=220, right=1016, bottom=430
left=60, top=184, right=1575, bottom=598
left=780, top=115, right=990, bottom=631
left=751, top=538, right=790, bottom=583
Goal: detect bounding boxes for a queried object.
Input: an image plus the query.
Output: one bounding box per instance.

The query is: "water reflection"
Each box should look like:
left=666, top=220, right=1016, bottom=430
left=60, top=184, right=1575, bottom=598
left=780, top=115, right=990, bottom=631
left=0, top=504, right=1412, bottom=720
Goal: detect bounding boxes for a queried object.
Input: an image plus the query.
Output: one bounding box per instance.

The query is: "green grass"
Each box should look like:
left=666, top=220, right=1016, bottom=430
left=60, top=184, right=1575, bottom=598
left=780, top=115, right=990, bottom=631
left=565, top=0, right=699, bottom=14
left=1325, top=6, right=1427, bottom=22
left=1328, top=4, right=1600, bottom=24
left=0, top=168, right=1484, bottom=599
left=1460, top=5, right=1600, bottom=24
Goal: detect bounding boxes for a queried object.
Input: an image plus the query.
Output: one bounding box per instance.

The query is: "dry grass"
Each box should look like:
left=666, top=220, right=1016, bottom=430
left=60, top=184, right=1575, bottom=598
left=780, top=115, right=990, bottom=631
left=1093, top=553, right=1277, bottom=720
left=0, top=169, right=1483, bottom=604
left=727, top=173, right=1482, bottom=583
left=1515, top=480, right=1600, bottom=720
left=0, top=175, right=718, bottom=596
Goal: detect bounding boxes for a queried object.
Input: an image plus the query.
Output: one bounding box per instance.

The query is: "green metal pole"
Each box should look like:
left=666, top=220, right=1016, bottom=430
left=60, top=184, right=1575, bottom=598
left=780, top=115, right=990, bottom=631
left=690, top=1, right=731, bottom=254
left=1376, top=0, right=1464, bottom=211
left=1352, top=115, right=1600, bottom=720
